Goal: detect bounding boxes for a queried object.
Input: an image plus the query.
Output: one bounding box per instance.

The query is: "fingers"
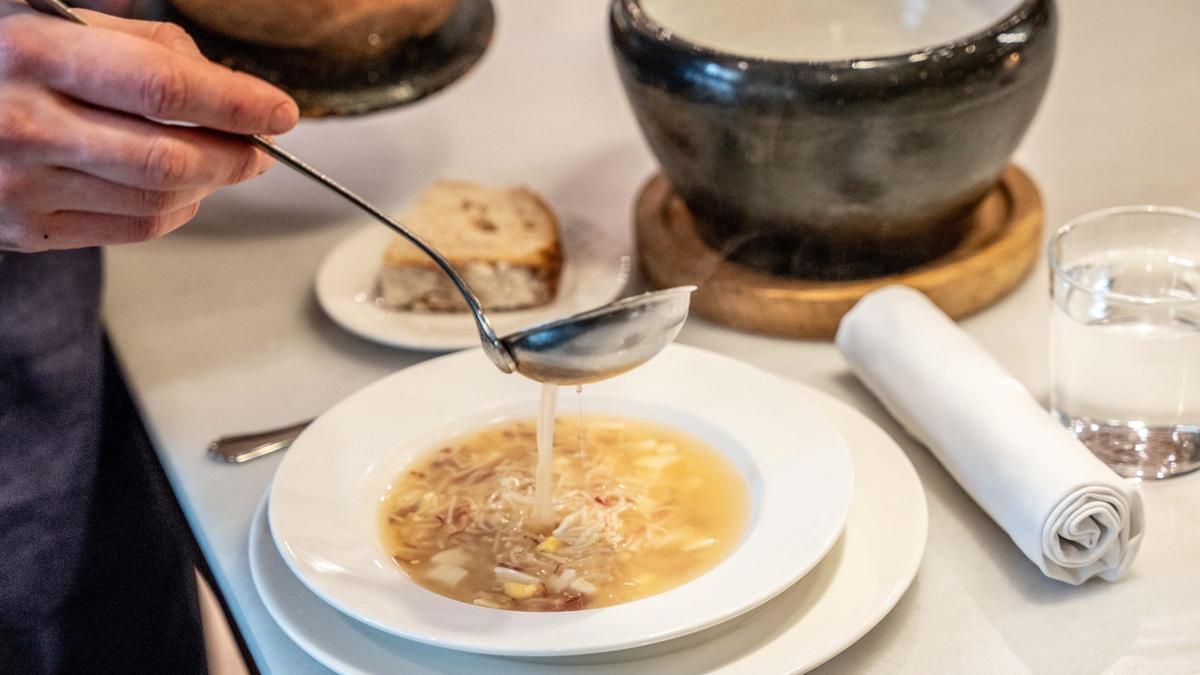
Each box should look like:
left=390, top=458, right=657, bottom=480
left=48, top=96, right=275, bottom=190
left=0, top=5, right=202, bottom=58
left=73, top=9, right=205, bottom=59
left=62, top=2, right=135, bottom=16
left=88, top=13, right=204, bottom=59
left=0, top=10, right=288, bottom=252
left=38, top=202, right=202, bottom=250
left=0, top=165, right=211, bottom=216
left=0, top=201, right=203, bottom=252
left=0, top=12, right=298, bottom=134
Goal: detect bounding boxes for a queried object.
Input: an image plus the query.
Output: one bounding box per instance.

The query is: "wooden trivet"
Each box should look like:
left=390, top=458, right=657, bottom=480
left=636, top=165, right=1044, bottom=339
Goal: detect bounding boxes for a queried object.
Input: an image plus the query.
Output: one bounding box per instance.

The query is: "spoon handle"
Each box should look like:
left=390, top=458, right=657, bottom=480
left=207, top=420, right=312, bottom=463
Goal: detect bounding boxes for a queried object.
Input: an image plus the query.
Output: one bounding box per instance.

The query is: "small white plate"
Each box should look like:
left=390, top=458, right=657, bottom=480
left=250, top=385, right=927, bottom=673
left=315, top=217, right=632, bottom=351
left=268, top=345, right=854, bottom=657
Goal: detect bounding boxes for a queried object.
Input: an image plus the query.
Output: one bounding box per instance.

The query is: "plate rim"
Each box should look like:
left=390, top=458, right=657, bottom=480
left=266, top=345, right=854, bottom=656
left=248, top=384, right=928, bottom=673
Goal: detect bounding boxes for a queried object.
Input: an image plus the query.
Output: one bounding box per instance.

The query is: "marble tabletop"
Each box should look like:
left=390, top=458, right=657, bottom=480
left=103, top=1, right=1200, bottom=673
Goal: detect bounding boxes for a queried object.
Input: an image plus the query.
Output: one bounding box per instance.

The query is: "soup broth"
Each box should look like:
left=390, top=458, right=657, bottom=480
left=379, top=415, right=748, bottom=611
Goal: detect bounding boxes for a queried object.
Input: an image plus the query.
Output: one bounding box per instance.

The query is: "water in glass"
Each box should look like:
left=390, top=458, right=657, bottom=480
left=1051, top=243, right=1200, bottom=479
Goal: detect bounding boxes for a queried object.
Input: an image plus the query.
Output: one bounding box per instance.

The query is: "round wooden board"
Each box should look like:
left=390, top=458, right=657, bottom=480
left=636, top=165, right=1044, bottom=339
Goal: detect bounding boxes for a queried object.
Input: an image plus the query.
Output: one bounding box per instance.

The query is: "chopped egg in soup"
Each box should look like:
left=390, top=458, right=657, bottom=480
left=378, top=415, right=748, bottom=611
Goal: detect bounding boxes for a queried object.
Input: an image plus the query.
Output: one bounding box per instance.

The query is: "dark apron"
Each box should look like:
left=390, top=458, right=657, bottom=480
left=0, top=249, right=206, bottom=674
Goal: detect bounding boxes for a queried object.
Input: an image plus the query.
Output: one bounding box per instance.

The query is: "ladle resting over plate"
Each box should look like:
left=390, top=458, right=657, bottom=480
left=27, top=0, right=695, bottom=386
left=252, top=139, right=694, bottom=385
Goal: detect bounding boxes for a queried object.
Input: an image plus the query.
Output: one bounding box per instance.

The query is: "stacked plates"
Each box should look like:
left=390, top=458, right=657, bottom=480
left=254, top=345, right=927, bottom=673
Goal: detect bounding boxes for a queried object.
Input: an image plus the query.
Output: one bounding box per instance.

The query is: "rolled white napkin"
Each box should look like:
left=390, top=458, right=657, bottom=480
left=836, top=286, right=1144, bottom=584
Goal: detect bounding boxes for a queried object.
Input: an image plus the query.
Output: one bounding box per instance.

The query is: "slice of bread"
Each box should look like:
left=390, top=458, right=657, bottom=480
left=380, top=180, right=562, bottom=312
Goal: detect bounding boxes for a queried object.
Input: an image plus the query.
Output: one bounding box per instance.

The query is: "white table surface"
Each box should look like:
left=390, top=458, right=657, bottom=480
left=102, top=1, right=1200, bottom=673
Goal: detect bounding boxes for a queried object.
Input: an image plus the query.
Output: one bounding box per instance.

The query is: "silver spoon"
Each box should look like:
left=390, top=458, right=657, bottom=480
left=27, top=0, right=694, bottom=385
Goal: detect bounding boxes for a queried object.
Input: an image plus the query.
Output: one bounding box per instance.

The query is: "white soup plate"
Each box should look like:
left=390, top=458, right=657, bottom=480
left=268, top=345, right=854, bottom=657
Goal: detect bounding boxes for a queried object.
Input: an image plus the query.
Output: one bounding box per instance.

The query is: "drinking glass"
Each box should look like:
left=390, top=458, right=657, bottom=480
left=1049, top=206, right=1200, bottom=479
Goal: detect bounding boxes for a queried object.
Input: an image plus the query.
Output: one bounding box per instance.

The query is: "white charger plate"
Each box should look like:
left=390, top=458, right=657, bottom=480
left=268, top=345, right=854, bottom=657
left=250, top=385, right=927, bottom=674
left=315, top=217, right=632, bottom=351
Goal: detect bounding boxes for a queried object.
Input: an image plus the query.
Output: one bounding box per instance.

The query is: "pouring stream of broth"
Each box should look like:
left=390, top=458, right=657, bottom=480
left=534, top=383, right=558, bottom=526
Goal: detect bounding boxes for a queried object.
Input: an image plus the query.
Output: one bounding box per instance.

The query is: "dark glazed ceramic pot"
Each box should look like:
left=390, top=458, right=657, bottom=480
left=611, top=0, right=1056, bottom=279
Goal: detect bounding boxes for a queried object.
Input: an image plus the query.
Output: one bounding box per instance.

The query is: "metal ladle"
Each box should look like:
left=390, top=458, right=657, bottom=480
left=232, top=140, right=694, bottom=385
left=27, top=0, right=694, bottom=386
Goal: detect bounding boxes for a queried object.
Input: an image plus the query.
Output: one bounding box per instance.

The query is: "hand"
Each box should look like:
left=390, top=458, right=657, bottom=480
left=0, top=4, right=299, bottom=251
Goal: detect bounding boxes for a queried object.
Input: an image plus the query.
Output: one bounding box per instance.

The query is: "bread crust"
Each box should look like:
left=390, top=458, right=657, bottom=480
left=380, top=181, right=562, bottom=312
left=382, top=184, right=561, bottom=272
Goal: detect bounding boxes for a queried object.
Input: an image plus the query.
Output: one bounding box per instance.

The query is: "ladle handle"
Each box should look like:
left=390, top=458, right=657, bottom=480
left=249, top=136, right=514, bottom=372
left=24, top=0, right=85, bottom=23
